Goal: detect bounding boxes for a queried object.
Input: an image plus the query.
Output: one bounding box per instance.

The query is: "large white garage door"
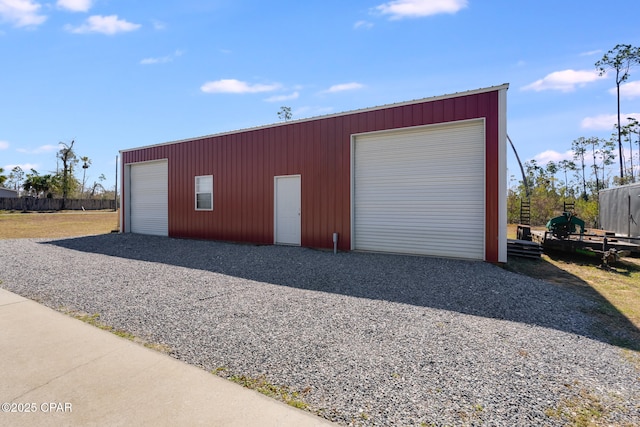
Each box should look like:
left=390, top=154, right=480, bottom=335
left=353, top=120, right=485, bottom=259
left=130, top=160, right=168, bottom=236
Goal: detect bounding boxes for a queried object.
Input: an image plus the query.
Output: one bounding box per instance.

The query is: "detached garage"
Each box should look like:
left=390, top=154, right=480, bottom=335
left=120, top=84, right=508, bottom=262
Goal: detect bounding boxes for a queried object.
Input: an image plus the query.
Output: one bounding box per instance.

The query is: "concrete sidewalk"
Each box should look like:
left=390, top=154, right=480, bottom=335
left=0, top=289, right=335, bottom=426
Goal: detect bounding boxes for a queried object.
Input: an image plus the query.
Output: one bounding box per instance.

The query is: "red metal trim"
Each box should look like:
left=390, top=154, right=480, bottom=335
left=484, top=91, right=500, bottom=263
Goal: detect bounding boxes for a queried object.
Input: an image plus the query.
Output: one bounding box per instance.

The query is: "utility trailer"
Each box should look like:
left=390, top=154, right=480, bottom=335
left=510, top=198, right=640, bottom=262
left=517, top=210, right=640, bottom=264
left=530, top=228, right=639, bottom=257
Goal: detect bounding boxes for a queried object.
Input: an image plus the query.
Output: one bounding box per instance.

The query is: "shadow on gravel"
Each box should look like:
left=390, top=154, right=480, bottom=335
left=505, top=252, right=640, bottom=352
left=43, top=234, right=640, bottom=351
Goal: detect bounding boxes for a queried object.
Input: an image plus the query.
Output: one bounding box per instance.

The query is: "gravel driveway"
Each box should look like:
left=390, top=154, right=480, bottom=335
left=1, top=234, right=639, bottom=426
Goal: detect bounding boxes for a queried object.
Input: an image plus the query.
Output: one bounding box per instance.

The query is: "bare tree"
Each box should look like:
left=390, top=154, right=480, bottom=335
left=558, top=159, right=577, bottom=199
left=90, top=174, right=107, bottom=198
left=595, top=44, right=640, bottom=180
left=57, top=140, right=78, bottom=209
left=546, top=161, right=558, bottom=191
left=572, top=137, right=588, bottom=199
left=586, top=137, right=602, bottom=192
left=598, top=137, right=616, bottom=188
left=80, top=156, right=92, bottom=198
left=8, top=166, right=24, bottom=192
left=622, top=117, right=639, bottom=182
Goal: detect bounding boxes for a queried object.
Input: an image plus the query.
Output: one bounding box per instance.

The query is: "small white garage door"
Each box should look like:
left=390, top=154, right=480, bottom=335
left=130, top=160, right=168, bottom=236
left=353, top=120, right=485, bottom=259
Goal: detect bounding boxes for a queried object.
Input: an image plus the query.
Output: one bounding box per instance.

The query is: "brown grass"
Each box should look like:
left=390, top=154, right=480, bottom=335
left=0, top=210, right=118, bottom=239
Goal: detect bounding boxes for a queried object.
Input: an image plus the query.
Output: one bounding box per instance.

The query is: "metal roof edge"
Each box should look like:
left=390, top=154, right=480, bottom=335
left=120, top=83, right=510, bottom=154
left=599, top=181, right=640, bottom=193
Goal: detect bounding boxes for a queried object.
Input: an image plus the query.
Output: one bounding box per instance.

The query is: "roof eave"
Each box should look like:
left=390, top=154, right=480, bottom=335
left=120, top=83, right=510, bottom=154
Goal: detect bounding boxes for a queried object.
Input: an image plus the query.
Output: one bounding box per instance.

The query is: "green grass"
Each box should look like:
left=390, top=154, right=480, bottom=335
left=543, top=380, right=640, bottom=427
left=218, top=371, right=310, bottom=410
left=65, top=310, right=172, bottom=353
left=544, top=388, right=606, bottom=427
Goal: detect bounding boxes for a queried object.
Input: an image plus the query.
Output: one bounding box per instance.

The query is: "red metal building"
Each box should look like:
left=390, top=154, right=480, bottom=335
left=120, top=84, right=508, bottom=262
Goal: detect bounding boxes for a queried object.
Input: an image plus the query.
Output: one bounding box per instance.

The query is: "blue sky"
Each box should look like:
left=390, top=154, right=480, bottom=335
left=1, top=0, right=640, bottom=191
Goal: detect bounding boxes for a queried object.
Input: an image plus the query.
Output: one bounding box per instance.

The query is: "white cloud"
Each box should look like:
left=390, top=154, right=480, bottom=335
left=323, top=82, right=365, bottom=93
left=294, top=106, right=334, bottom=117
left=375, top=0, right=468, bottom=20
left=581, top=114, right=616, bottom=130
left=522, top=69, right=606, bottom=92
left=609, top=80, right=640, bottom=99
left=65, top=15, right=141, bottom=35
left=57, top=0, right=92, bottom=12
left=581, top=113, right=640, bottom=130
left=140, top=50, right=183, bottom=65
left=0, top=0, right=47, bottom=27
left=580, top=49, right=602, bottom=57
left=16, top=144, right=58, bottom=154
left=152, top=19, right=166, bottom=30
left=0, top=140, right=8, bottom=150
left=4, top=163, right=38, bottom=171
left=354, top=20, right=373, bottom=29
left=140, top=57, right=167, bottom=65
left=532, top=150, right=574, bottom=165
left=264, top=91, right=299, bottom=102
left=200, top=79, right=281, bottom=94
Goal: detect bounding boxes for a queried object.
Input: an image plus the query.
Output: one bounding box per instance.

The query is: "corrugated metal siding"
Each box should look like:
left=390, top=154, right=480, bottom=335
left=0, top=188, right=18, bottom=198
left=353, top=120, right=485, bottom=258
left=121, top=87, right=505, bottom=261
left=130, top=160, right=168, bottom=236
left=599, top=183, right=640, bottom=237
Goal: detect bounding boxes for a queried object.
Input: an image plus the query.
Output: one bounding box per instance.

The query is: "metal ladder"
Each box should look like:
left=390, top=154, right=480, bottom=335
left=520, top=198, right=531, bottom=225
left=563, top=201, right=575, bottom=213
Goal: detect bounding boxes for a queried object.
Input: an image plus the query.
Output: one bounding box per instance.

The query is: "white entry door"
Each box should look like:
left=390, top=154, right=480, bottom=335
left=274, top=175, right=301, bottom=245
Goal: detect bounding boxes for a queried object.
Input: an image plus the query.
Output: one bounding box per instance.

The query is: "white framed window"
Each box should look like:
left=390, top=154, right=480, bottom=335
left=195, top=175, right=213, bottom=211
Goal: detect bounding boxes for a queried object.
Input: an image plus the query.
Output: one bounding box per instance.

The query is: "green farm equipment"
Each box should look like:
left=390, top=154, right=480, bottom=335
left=546, top=212, right=586, bottom=239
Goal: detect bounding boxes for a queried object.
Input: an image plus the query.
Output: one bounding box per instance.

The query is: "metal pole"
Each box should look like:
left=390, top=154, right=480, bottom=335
left=114, top=155, right=118, bottom=212
left=507, top=134, right=530, bottom=198
left=629, top=194, right=632, bottom=239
